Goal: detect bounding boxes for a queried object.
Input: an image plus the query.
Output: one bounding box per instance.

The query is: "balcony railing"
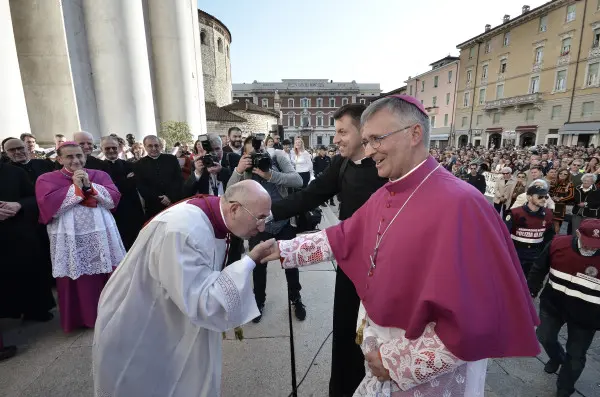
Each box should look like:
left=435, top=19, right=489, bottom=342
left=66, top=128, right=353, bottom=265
left=484, top=92, right=542, bottom=110
left=426, top=106, right=439, bottom=116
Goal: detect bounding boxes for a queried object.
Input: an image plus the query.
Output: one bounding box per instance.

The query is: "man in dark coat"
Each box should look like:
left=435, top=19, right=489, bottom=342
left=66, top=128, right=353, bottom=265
left=3, top=138, right=54, bottom=183
left=134, top=135, right=183, bottom=219
left=101, top=136, right=145, bottom=250
left=0, top=163, right=55, bottom=324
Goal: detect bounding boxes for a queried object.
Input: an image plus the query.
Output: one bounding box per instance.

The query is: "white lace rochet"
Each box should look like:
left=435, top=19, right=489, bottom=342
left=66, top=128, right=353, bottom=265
left=48, top=184, right=126, bottom=279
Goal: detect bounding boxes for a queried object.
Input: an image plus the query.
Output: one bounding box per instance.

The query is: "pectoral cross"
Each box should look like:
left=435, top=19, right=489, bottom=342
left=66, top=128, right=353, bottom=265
left=368, top=247, right=378, bottom=277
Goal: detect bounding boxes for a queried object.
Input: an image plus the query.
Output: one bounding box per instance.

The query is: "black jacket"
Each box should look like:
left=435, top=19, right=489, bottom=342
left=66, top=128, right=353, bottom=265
left=313, top=155, right=331, bottom=176
left=271, top=155, right=386, bottom=222
left=573, top=185, right=600, bottom=218
left=183, top=167, right=231, bottom=197
left=466, top=173, right=486, bottom=195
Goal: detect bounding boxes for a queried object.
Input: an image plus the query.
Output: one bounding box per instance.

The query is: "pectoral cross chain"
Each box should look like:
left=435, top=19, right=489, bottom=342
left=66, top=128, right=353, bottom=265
left=368, top=247, right=378, bottom=277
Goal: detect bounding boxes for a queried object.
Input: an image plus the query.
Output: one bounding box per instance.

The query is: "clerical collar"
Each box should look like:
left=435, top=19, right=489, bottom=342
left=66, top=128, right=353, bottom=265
left=61, top=167, right=74, bottom=177
left=389, top=157, right=429, bottom=184
left=149, top=154, right=161, bottom=160
left=385, top=156, right=438, bottom=193
left=353, top=157, right=367, bottom=165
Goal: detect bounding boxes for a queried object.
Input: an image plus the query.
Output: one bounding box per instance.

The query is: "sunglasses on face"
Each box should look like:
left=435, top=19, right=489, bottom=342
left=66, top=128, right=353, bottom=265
left=536, top=195, right=549, bottom=200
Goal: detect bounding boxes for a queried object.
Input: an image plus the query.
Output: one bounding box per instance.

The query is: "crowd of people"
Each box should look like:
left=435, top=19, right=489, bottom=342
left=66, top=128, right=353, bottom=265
left=1, top=98, right=599, bottom=397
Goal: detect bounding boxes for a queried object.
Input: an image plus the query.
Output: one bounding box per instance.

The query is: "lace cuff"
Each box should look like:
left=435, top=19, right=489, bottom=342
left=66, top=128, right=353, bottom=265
left=279, top=230, right=334, bottom=269
left=379, top=323, right=465, bottom=391
left=92, top=183, right=115, bottom=210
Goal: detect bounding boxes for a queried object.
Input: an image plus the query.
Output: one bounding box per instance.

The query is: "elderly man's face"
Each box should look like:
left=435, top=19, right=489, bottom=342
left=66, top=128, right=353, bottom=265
left=101, top=138, right=120, bottom=161
left=333, top=115, right=364, bottom=160
left=228, top=198, right=271, bottom=239
left=362, top=108, right=423, bottom=179
left=75, top=135, right=94, bottom=155
left=210, top=140, right=223, bottom=162
left=24, top=137, right=36, bottom=153
left=144, top=137, right=162, bottom=158
left=4, top=139, right=29, bottom=164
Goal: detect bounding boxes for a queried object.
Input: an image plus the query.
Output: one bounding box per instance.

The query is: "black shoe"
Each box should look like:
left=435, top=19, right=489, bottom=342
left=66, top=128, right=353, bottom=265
left=292, top=298, right=306, bottom=321
left=252, top=304, right=264, bottom=324
left=544, top=358, right=562, bottom=374
left=0, top=346, right=17, bottom=361
left=23, top=311, right=54, bottom=323
left=556, top=390, right=572, bottom=397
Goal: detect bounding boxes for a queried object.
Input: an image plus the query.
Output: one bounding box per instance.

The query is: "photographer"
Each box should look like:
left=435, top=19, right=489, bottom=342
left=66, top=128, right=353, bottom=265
left=183, top=134, right=230, bottom=197
left=227, top=135, right=304, bottom=323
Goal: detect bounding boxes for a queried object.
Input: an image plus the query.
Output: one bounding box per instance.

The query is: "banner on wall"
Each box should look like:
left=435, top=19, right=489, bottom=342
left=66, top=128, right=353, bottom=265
left=483, top=172, right=501, bottom=197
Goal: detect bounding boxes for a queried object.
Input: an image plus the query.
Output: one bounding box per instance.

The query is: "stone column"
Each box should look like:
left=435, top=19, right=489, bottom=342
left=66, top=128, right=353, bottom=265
left=82, top=0, right=156, bottom=141
left=147, top=0, right=206, bottom=138
left=0, top=0, right=30, bottom=142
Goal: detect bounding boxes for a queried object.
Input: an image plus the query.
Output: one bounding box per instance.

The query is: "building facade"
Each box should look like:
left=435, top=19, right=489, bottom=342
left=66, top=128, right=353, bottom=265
left=405, top=56, right=460, bottom=148
left=455, top=0, right=600, bottom=149
left=232, top=79, right=380, bottom=148
left=199, top=10, right=232, bottom=107
left=1, top=0, right=208, bottom=144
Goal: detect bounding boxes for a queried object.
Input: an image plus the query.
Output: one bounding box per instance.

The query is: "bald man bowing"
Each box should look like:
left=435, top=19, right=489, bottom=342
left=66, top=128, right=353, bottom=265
left=93, top=180, right=276, bottom=397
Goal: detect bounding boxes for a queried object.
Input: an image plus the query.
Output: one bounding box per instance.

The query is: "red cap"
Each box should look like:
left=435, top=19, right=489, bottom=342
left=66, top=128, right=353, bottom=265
left=386, top=94, right=429, bottom=118
left=578, top=219, right=600, bottom=249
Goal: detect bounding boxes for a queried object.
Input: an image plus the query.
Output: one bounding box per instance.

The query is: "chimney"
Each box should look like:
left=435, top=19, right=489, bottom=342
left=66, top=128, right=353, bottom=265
left=503, top=14, right=510, bottom=23
left=522, top=5, right=530, bottom=14
left=485, top=24, right=491, bottom=32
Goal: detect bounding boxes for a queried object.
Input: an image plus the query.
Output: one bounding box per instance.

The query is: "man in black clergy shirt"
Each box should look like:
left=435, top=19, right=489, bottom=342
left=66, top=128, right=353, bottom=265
left=134, top=135, right=183, bottom=219
left=2, top=138, right=54, bottom=184
left=270, top=104, right=386, bottom=397
left=101, top=136, right=145, bottom=250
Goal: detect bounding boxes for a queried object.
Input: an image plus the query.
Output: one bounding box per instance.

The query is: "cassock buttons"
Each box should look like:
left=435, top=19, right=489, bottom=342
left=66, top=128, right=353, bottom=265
left=390, top=192, right=395, bottom=196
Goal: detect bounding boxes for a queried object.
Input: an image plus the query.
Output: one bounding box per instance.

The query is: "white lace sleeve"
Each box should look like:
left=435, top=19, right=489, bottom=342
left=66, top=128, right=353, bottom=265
left=379, top=322, right=465, bottom=391
left=92, top=183, right=115, bottom=209
left=54, top=184, right=83, bottom=219
left=279, top=230, right=334, bottom=269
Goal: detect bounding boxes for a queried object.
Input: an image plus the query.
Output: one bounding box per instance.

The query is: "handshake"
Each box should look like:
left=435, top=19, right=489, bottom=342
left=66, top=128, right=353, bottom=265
left=246, top=238, right=281, bottom=264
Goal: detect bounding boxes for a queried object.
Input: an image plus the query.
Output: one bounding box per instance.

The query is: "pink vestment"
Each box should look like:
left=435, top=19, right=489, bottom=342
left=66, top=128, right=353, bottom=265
left=278, top=156, right=540, bottom=396
left=35, top=168, right=125, bottom=332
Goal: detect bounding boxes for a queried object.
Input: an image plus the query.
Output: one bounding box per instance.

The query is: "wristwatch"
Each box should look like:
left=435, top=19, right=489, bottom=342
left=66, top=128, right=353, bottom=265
left=82, top=185, right=92, bottom=193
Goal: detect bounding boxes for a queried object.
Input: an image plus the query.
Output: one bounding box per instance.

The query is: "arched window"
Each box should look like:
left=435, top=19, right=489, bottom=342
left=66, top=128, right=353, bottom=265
left=200, top=30, right=207, bottom=45
left=287, top=112, right=295, bottom=127
left=316, top=112, right=324, bottom=127
left=288, top=98, right=294, bottom=107
left=217, top=38, right=223, bottom=53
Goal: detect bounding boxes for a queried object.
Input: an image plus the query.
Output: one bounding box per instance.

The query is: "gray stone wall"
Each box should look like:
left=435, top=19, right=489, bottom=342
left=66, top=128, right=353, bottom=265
left=199, top=15, right=232, bottom=107
left=206, top=112, right=277, bottom=136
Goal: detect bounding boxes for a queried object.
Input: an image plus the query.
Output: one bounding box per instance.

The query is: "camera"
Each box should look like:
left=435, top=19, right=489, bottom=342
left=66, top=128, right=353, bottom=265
left=198, top=135, right=217, bottom=167
left=249, top=133, right=272, bottom=172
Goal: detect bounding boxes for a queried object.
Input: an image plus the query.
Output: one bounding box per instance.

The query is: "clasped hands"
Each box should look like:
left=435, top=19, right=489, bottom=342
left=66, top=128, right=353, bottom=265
left=72, top=170, right=91, bottom=189
left=0, top=201, right=22, bottom=221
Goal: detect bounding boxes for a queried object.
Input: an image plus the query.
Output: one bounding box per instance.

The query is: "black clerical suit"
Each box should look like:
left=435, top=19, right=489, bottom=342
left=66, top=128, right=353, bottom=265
left=11, top=159, right=56, bottom=287
left=84, top=155, right=109, bottom=172
left=134, top=154, right=183, bottom=219
left=104, top=159, right=145, bottom=250
left=0, top=163, right=55, bottom=320
left=271, top=155, right=387, bottom=397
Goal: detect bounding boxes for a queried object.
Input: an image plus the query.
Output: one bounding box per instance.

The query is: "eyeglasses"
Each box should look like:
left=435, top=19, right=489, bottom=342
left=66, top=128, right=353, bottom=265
left=361, top=125, right=414, bottom=149
left=536, top=195, right=549, bottom=200
left=103, top=146, right=119, bottom=151
left=502, top=172, right=511, bottom=175
left=230, top=201, right=267, bottom=225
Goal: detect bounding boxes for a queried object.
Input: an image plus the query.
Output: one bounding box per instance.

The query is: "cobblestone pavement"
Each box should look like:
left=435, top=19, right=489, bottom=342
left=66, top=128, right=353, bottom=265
left=0, top=203, right=598, bottom=397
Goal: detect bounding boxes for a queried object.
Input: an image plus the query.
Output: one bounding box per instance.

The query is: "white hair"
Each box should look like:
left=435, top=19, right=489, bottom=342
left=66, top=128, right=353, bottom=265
left=581, top=173, right=597, bottom=183
left=529, top=178, right=548, bottom=190
left=360, top=96, right=430, bottom=149
left=207, top=133, right=222, bottom=149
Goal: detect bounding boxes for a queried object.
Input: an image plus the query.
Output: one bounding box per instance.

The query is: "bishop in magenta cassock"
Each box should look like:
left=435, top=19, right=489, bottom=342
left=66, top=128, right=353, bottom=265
left=264, top=95, right=540, bottom=397
left=93, top=180, right=276, bottom=397
left=35, top=142, right=125, bottom=333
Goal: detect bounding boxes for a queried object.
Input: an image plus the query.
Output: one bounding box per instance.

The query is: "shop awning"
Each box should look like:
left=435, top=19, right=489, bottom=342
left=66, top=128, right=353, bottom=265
left=559, top=122, right=600, bottom=135
left=430, top=134, right=449, bottom=140
left=485, top=127, right=503, bottom=133
left=515, top=125, right=538, bottom=132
